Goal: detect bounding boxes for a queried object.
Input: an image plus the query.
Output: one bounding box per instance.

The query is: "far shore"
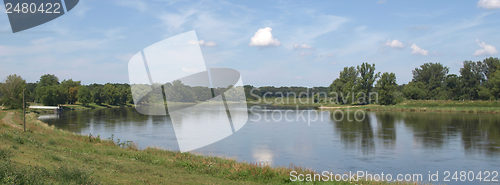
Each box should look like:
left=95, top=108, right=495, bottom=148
left=250, top=99, right=500, bottom=114
left=19, top=99, right=500, bottom=114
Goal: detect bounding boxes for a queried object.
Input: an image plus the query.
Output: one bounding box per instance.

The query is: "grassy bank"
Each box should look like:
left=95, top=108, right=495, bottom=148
left=248, top=97, right=500, bottom=113
left=318, top=100, right=500, bottom=113
left=0, top=110, right=395, bottom=185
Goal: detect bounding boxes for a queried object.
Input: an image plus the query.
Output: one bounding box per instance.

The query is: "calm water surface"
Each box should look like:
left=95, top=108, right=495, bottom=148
left=40, top=107, right=500, bottom=184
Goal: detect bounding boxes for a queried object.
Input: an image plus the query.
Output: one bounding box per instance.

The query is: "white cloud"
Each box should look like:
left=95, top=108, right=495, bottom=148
left=385, top=40, right=405, bottom=48
left=249, top=27, right=280, bottom=47
left=199, top=40, right=216, bottom=47
left=189, top=40, right=217, bottom=47
left=293, top=43, right=312, bottom=49
left=474, top=40, right=498, bottom=56
left=411, top=44, right=429, bottom=56
left=478, top=0, right=500, bottom=9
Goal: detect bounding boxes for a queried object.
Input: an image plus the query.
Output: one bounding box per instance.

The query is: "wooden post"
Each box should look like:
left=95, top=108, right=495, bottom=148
left=23, top=88, right=25, bottom=132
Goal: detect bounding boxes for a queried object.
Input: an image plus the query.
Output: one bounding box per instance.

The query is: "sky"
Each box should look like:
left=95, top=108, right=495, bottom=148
left=0, top=0, right=499, bottom=87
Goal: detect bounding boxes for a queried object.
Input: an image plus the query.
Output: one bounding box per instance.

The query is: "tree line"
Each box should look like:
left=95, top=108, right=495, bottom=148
left=0, top=74, right=132, bottom=109
left=0, top=57, right=499, bottom=108
left=243, top=57, right=500, bottom=105
left=329, top=57, right=500, bottom=105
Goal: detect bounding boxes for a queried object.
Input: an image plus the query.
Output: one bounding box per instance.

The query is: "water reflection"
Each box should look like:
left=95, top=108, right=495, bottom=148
left=41, top=108, right=150, bottom=133
left=375, top=112, right=397, bottom=149
left=328, top=111, right=500, bottom=156
left=330, top=111, right=375, bottom=155
left=252, top=147, right=273, bottom=166
left=399, top=112, right=500, bottom=155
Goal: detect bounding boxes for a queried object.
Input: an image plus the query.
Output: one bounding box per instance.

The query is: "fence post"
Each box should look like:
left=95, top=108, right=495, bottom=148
left=23, top=88, right=25, bottom=132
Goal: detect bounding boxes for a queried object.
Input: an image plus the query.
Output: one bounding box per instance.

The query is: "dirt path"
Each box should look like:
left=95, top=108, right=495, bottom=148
left=1, top=112, right=22, bottom=130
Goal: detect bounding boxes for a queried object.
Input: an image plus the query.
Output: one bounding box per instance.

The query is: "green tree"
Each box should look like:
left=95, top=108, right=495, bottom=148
left=61, top=79, right=81, bottom=104
left=116, top=84, right=131, bottom=105
left=35, top=85, right=66, bottom=106
left=90, top=84, right=105, bottom=105
left=481, top=57, right=500, bottom=99
left=35, top=74, right=64, bottom=105
left=376, top=73, right=397, bottom=105
left=38, top=74, right=59, bottom=87
left=164, top=81, right=196, bottom=102
left=25, top=83, right=37, bottom=102
left=0, top=75, right=26, bottom=109
left=103, top=84, right=120, bottom=105
left=460, top=61, right=485, bottom=100
left=89, top=84, right=104, bottom=105
left=482, top=57, right=500, bottom=79
left=329, top=66, right=358, bottom=104
left=489, top=70, right=500, bottom=99
left=356, top=63, right=380, bottom=104
left=410, top=63, right=449, bottom=99
left=77, top=86, right=92, bottom=106
left=403, top=82, right=427, bottom=100
left=441, top=74, right=461, bottom=100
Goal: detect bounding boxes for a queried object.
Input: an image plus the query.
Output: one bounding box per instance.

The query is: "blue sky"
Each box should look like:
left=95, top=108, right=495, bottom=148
left=0, top=0, right=499, bottom=87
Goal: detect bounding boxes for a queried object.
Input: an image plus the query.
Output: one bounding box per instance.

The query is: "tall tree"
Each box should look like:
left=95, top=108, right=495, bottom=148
left=0, top=75, right=26, bottom=109
left=410, top=63, right=449, bottom=99
left=376, top=72, right=397, bottom=105
left=329, top=66, right=358, bottom=104
left=61, top=79, right=81, bottom=104
left=488, top=70, right=500, bottom=99
left=90, top=84, right=104, bottom=105
left=402, top=82, right=428, bottom=100
left=482, top=57, right=500, bottom=79
left=36, top=85, right=67, bottom=106
left=460, top=61, right=485, bottom=100
left=103, top=83, right=120, bottom=105
left=356, top=63, right=380, bottom=103
left=38, top=74, right=59, bottom=87
left=35, top=74, right=64, bottom=105
left=441, top=74, right=461, bottom=100
left=77, top=86, right=92, bottom=106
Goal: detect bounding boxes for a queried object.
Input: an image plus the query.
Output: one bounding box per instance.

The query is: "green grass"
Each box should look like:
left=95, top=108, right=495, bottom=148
left=248, top=98, right=500, bottom=113
left=0, top=110, right=396, bottom=185
left=323, top=100, right=500, bottom=113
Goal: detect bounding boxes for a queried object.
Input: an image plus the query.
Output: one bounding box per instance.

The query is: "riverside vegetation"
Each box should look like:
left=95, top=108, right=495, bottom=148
left=1, top=58, right=500, bottom=111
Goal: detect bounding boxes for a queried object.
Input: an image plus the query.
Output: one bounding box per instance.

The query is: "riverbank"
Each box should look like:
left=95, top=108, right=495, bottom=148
left=0, top=110, right=390, bottom=185
left=248, top=98, right=500, bottom=113
left=317, top=100, right=500, bottom=113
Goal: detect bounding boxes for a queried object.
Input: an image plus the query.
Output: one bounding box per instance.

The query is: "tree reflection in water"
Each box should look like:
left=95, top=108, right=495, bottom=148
left=329, top=111, right=500, bottom=155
